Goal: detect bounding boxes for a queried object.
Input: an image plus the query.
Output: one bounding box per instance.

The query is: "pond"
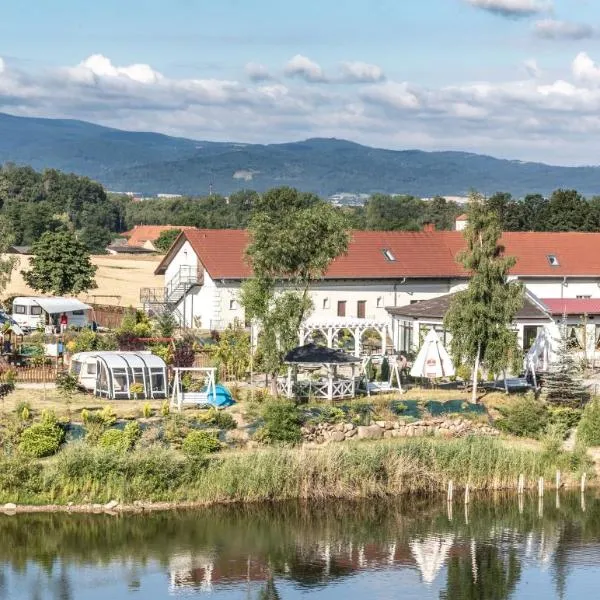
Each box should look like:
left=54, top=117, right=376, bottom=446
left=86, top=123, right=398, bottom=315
left=1, top=493, right=600, bottom=599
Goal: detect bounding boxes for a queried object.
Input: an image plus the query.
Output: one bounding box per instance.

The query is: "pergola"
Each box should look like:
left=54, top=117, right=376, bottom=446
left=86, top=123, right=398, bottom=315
left=299, top=318, right=389, bottom=357
left=278, top=343, right=363, bottom=402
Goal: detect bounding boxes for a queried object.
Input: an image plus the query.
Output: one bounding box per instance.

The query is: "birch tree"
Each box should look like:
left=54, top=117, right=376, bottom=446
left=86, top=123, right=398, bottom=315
left=444, top=193, right=524, bottom=402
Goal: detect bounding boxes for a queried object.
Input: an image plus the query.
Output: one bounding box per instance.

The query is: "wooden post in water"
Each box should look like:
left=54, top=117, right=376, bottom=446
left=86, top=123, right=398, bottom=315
left=464, top=484, right=470, bottom=505
left=538, top=477, right=544, bottom=498
left=517, top=474, right=525, bottom=495
left=581, top=472, right=587, bottom=494
left=518, top=492, right=524, bottom=515
left=447, top=480, right=454, bottom=503
left=556, top=470, right=561, bottom=489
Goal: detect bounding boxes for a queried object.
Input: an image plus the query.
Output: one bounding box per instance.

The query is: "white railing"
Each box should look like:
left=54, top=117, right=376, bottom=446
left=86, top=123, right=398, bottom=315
left=277, top=377, right=358, bottom=400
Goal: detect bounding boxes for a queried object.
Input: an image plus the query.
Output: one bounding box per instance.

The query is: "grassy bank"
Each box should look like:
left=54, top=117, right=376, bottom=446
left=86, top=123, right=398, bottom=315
left=0, top=436, right=590, bottom=506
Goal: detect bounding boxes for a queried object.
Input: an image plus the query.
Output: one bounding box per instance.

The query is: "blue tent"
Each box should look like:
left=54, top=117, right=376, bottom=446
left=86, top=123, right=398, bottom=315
left=201, top=384, right=235, bottom=407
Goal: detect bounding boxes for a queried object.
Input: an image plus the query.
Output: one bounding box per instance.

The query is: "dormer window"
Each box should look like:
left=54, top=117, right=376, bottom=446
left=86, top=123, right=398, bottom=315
left=382, top=249, right=396, bottom=262
left=547, top=255, right=559, bottom=267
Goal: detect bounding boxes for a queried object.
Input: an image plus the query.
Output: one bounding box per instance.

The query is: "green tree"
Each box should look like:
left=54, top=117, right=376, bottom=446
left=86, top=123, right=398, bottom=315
left=21, top=231, right=97, bottom=296
left=543, top=324, right=590, bottom=407
left=154, top=229, right=181, bottom=253
left=444, top=193, right=524, bottom=402
left=241, top=187, right=349, bottom=389
left=79, top=225, right=113, bottom=254
left=210, top=319, right=251, bottom=380
left=0, top=217, right=18, bottom=294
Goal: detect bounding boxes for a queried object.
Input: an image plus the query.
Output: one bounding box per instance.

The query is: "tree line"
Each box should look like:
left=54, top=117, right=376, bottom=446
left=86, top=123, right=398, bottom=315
left=4, top=164, right=600, bottom=255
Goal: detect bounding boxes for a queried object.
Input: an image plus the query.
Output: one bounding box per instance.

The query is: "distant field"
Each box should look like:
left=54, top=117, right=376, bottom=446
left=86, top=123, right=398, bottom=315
left=4, top=254, right=163, bottom=307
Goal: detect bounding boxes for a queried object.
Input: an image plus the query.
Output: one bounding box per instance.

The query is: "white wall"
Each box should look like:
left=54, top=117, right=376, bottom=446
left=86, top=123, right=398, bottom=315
left=517, top=277, right=600, bottom=299
left=165, top=241, right=198, bottom=283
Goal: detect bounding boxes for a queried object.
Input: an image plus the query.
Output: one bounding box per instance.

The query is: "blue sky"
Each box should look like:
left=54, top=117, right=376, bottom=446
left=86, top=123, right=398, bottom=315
left=2, top=0, right=600, bottom=163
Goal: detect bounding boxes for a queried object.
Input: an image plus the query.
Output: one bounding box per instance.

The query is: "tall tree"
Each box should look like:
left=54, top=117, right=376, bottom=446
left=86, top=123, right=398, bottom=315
left=0, top=216, right=18, bottom=296
left=444, top=193, right=524, bottom=402
left=241, top=187, right=349, bottom=391
left=21, top=231, right=97, bottom=296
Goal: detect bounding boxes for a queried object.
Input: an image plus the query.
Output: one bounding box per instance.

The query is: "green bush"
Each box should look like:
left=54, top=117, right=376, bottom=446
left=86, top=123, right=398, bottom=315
left=379, top=358, right=390, bottom=383
left=182, top=430, right=221, bottom=457
left=548, top=406, right=582, bottom=439
left=99, top=429, right=130, bottom=452
left=197, top=408, right=236, bottom=430
left=19, top=420, right=65, bottom=458
left=56, top=372, right=78, bottom=397
left=124, top=421, right=142, bottom=448
left=256, top=401, right=302, bottom=445
left=495, top=395, right=549, bottom=438
left=577, top=399, right=600, bottom=446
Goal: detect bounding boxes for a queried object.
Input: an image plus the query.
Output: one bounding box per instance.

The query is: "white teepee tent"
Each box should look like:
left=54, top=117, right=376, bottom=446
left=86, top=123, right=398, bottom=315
left=410, top=328, right=455, bottom=379
left=409, top=534, right=455, bottom=584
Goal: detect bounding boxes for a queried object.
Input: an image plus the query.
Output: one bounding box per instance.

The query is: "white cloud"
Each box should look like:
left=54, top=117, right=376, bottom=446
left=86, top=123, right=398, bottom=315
left=0, top=58, right=4, bottom=75
left=534, top=19, right=596, bottom=40
left=466, top=0, right=552, bottom=17
left=7, top=51, right=600, bottom=164
left=284, top=54, right=327, bottom=83
left=572, top=52, right=600, bottom=85
left=68, top=54, right=163, bottom=84
left=340, top=61, right=385, bottom=83
left=523, top=58, right=542, bottom=78
left=245, top=62, right=273, bottom=82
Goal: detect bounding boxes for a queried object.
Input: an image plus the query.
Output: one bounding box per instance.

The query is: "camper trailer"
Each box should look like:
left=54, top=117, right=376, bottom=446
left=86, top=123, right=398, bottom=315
left=70, top=351, right=168, bottom=399
left=12, top=297, right=91, bottom=332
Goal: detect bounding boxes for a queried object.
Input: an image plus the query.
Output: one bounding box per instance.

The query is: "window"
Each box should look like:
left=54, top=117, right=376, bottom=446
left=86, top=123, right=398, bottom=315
left=357, top=300, right=366, bottom=319
left=229, top=299, right=237, bottom=310
left=376, top=297, right=383, bottom=308
left=523, top=325, right=541, bottom=351
left=72, top=310, right=84, bottom=316
left=577, top=295, right=592, bottom=299
left=337, top=301, right=346, bottom=317
left=30, top=306, right=42, bottom=315
left=399, top=320, right=413, bottom=353
left=322, top=298, right=330, bottom=310
left=382, top=249, right=396, bottom=262
left=14, top=305, right=25, bottom=315
left=86, top=363, right=97, bottom=375
left=547, top=255, right=560, bottom=266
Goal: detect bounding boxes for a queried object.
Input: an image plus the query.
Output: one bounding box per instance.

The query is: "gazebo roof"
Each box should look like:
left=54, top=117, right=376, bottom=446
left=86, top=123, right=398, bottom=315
left=284, top=343, right=362, bottom=365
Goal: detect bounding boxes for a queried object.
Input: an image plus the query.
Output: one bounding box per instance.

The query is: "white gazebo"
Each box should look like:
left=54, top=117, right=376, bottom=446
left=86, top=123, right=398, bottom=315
left=278, top=343, right=363, bottom=401
left=299, top=318, right=389, bottom=357
left=410, top=328, right=455, bottom=379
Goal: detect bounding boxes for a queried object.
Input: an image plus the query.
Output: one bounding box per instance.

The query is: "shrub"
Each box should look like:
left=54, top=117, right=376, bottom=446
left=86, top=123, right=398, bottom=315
left=548, top=406, right=582, bottom=439
left=164, top=414, right=193, bottom=449
left=124, top=421, right=142, bottom=448
left=56, top=372, right=78, bottom=398
left=99, top=429, right=130, bottom=452
left=130, top=383, right=145, bottom=399
left=182, top=430, right=221, bottom=457
left=495, top=395, right=549, bottom=438
left=255, top=401, right=302, bottom=445
left=141, top=402, right=153, bottom=418
left=577, top=399, right=600, bottom=446
left=197, top=408, right=236, bottom=430
left=16, top=401, right=32, bottom=422
left=379, top=358, right=390, bottom=383
left=19, top=420, right=65, bottom=458
left=160, top=401, right=170, bottom=417
left=81, top=407, right=115, bottom=444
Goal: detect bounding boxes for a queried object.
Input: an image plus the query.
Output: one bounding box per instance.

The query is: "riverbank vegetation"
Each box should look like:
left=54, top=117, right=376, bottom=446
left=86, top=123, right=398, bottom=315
left=0, top=435, right=590, bottom=506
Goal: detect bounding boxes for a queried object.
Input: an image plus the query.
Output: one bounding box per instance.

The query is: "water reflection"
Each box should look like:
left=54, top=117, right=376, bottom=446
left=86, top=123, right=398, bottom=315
left=0, top=493, right=599, bottom=598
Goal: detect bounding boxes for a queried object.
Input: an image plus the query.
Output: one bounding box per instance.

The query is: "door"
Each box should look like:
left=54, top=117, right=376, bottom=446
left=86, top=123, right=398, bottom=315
left=357, top=300, right=366, bottom=319
left=337, top=301, right=346, bottom=317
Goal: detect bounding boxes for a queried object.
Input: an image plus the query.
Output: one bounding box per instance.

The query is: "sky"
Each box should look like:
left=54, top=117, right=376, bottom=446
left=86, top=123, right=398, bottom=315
left=2, top=0, right=600, bottom=164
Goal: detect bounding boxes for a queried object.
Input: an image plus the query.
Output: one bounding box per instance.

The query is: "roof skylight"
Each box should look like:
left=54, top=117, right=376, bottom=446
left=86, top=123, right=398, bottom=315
left=547, top=255, right=559, bottom=267
left=382, top=249, right=396, bottom=262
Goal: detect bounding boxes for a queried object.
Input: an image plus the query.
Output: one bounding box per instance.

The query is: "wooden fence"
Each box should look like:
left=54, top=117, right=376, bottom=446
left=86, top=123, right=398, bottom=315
left=89, top=304, right=127, bottom=329
left=6, top=365, right=60, bottom=384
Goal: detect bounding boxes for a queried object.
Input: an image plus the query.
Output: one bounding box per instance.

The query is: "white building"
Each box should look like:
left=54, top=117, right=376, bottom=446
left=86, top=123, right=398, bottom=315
left=146, top=228, right=600, bottom=355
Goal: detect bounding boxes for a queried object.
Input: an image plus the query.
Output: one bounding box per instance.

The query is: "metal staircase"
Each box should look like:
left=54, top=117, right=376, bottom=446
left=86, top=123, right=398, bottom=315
left=140, top=266, right=202, bottom=322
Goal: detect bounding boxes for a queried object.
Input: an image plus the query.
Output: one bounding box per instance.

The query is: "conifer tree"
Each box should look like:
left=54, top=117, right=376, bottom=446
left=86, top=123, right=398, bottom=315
left=444, top=193, right=524, bottom=402
left=543, top=323, right=590, bottom=406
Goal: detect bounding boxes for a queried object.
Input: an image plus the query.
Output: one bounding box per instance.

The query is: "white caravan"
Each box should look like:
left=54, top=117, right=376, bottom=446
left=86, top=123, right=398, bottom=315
left=12, top=297, right=91, bottom=332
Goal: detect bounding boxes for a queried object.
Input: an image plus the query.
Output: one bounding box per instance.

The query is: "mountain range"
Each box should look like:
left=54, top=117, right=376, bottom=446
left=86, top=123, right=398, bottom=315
left=2, top=111, right=600, bottom=198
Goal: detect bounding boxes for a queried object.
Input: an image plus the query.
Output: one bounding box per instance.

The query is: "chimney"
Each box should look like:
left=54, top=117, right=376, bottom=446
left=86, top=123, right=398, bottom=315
left=422, top=222, right=435, bottom=233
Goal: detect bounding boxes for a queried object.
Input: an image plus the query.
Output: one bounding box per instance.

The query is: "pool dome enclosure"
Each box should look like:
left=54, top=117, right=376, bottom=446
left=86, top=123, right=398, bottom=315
left=70, top=351, right=168, bottom=400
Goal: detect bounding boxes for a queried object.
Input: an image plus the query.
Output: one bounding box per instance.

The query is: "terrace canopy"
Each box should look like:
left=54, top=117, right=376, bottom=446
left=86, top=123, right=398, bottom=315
left=278, top=343, right=362, bottom=401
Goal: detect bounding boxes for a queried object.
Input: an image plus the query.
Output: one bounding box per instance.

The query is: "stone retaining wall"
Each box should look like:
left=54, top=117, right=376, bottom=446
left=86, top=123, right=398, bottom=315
left=301, top=418, right=499, bottom=444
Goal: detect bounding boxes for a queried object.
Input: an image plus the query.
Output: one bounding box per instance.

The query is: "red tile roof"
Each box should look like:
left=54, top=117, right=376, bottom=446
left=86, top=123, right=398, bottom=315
left=456, top=214, right=468, bottom=221
left=156, top=229, right=600, bottom=280
left=541, top=298, right=600, bottom=315
left=123, top=225, right=196, bottom=247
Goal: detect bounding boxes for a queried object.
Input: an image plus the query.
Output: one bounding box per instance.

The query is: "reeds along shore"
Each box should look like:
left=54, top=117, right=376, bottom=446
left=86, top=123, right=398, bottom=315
left=0, top=437, right=591, bottom=507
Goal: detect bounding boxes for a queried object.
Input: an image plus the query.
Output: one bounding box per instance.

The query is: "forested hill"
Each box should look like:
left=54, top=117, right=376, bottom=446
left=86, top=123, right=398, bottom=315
left=3, top=112, right=600, bottom=197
